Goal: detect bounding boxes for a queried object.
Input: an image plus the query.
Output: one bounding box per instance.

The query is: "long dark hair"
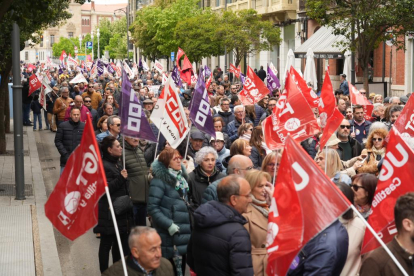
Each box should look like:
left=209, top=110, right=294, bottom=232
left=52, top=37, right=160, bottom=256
left=250, top=126, right=264, bottom=157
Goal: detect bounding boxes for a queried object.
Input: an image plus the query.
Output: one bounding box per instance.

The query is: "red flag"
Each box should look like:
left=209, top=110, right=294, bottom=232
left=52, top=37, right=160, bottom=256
left=44, top=116, right=107, bottom=241
left=28, top=74, right=42, bottom=96
left=267, top=135, right=351, bottom=276
left=229, top=63, right=241, bottom=78
left=262, top=69, right=320, bottom=149
left=60, top=50, right=67, bottom=63
left=319, top=108, right=344, bottom=149
left=176, top=47, right=193, bottom=85
left=239, top=66, right=269, bottom=105
left=291, top=67, right=319, bottom=108
left=393, top=95, right=414, bottom=138
left=361, top=129, right=414, bottom=254
left=27, top=64, right=36, bottom=73
left=349, top=82, right=366, bottom=105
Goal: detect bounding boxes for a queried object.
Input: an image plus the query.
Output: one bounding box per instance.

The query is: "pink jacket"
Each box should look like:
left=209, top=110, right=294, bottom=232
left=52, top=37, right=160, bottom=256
left=64, top=105, right=92, bottom=122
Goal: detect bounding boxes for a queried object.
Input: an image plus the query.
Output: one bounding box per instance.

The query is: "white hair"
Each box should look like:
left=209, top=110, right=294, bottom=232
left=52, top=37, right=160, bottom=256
left=194, top=146, right=218, bottom=165
left=373, top=103, right=384, bottom=112
left=389, top=96, right=400, bottom=103
left=128, top=226, right=157, bottom=249
left=234, top=105, right=245, bottom=113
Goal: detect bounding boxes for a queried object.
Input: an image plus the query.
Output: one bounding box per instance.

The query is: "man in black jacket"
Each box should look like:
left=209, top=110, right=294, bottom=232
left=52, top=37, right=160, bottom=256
left=187, top=175, right=254, bottom=276
left=337, top=119, right=363, bottom=161
left=54, top=107, right=85, bottom=174
left=213, top=98, right=234, bottom=133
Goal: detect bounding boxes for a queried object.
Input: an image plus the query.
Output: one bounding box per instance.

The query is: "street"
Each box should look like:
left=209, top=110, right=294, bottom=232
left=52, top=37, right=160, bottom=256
left=34, top=129, right=104, bottom=276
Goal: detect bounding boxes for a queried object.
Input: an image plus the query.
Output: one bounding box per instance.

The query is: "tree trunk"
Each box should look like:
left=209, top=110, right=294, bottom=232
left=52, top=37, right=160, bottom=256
left=0, top=59, right=12, bottom=153
left=362, top=66, right=369, bottom=93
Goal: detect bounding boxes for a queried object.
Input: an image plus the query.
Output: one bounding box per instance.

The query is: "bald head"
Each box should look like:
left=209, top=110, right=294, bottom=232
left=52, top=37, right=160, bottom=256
left=227, top=155, right=253, bottom=176
left=74, top=95, right=83, bottom=108
left=217, top=175, right=251, bottom=213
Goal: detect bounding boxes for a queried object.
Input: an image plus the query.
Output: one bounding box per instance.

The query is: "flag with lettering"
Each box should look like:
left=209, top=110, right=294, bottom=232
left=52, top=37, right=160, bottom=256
left=59, top=50, right=67, bottom=64
left=361, top=128, right=414, bottom=254
left=40, top=76, right=52, bottom=110
left=204, top=65, right=213, bottom=89
left=348, top=82, right=374, bottom=120
left=267, top=135, right=351, bottom=276
left=67, top=55, right=78, bottom=67
left=291, top=67, right=319, bottom=108
left=115, top=61, right=122, bottom=78
left=394, top=95, right=414, bottom=138
left=28, top=74, right=42, bottom=96
left=142, top=59, right=149, bottom=71
left=266, top=62, right=280, bottom=94
left=154, top=60, right=164, bottom=74
left=69, top=73, right=88, bottom=84
left=45, top=116, right=106, bottom=241
left=119, top=69, right=157, bottom=142
left=262, top=67, right=320, bottom=149
left=150, top=75, right=189, bottom=149
left=171, top=66, right=182, bottom=88
left=189, top=69, right=215, bottom=138
left=123, top=61, right=135, bottom=79
left=229, top=63, right=241, bottom=78
left=107, top=63, right=115, bottom=76
left=239, top=66, right=269, bottom=105
left=97, top=60, right=105, bottom=76
left=176, top=47, right=193, bottom=85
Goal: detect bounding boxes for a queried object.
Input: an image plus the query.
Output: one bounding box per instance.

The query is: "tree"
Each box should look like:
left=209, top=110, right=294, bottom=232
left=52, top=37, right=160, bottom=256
left=306, top=0, right=414, bottom=91
left=105, top=33, right=127, bottom=59
left=175, top=10, right=223, bottom=64
left=215, top=9, right=282, bottom=67
left=52, top=37, right=79, bottom=57
left=0, top=0, right=71, bottom=153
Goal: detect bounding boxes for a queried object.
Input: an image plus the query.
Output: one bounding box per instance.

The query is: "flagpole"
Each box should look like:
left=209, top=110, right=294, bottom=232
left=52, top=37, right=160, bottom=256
left=104, top=186, right=129, bottom=276
left=122, top=136, right=126, bottom=170
left=272, top=150, right=278, bottom=186
left=153, top=123, right=162, bottom=161
left=350, top=205, right=409, bottom=276
left=183, top=122, right=192, bottom=159
left=324, top=147, right=328, bottom=174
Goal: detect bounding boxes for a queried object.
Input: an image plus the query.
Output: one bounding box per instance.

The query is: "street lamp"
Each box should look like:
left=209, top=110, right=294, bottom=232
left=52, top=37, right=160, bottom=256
left=91, top=30, right=94, bottom=61
left=97, top=28, right=100, bottom=60
left=45, top=38, right=49, bottom=58
left=114, top=6, right=129, bottom=60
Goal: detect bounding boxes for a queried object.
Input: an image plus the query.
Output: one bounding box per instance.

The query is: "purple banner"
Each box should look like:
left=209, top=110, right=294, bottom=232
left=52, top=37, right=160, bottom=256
left=171, top=66, right=182, bottom=88
left=59, top=64, right=65, bottom=75
left=97, top=60, right=104, bottom=76
left=119, top=69, right=157, bottom=142
left=266, top=64, right=280, bottom=95
left=139, top=59, right=143, bottom=69
left=204, top=65, right=211, bottom=81
left=189, top=68, right=215, bottom=138
left=107, top=63, right=115, bottom=75
left=240, top=73, right=246, bottom=85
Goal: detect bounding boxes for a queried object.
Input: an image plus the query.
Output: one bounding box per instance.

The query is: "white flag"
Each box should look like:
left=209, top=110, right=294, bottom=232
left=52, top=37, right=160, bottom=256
left=115, top=61, right=123, bottom=78
left=142, top=60, right=149, bottom=71
left=123, top=61, right=135, bottom=79
left=90, top=64, right=98, bottom=78
left=40, top=76, right=53, bottom=110
left=150, top=75, right=189, bottom=149
left=132, top=63, right=139, bottom=76
left=154, top=60, right=164, bottom=74
left=67, top=56, right=79, bottom=67
left=69, top=73, right=88, bottom=84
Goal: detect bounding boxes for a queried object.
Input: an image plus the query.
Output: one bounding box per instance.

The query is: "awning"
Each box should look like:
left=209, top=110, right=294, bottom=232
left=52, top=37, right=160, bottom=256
left=295, top=26, right=348, bottom=59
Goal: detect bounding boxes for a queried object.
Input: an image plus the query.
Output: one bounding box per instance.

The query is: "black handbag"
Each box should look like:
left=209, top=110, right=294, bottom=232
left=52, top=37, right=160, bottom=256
left=112, top=195, right=133, bottom=216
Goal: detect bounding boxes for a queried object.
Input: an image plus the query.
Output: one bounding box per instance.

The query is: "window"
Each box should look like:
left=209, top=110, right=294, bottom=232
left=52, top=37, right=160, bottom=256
left=25, top=52, right=28, bottom=60
left=216, top=0, right=220, bottom=6
left=50, top=35, right=55, bottom=47
left=68, top=32, right=73, bottom=38
left=40, top=36, right=43, bottom=47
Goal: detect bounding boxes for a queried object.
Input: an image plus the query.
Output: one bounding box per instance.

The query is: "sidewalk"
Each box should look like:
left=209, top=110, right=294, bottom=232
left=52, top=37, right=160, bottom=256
left=0, top=124, right=62, bottom=276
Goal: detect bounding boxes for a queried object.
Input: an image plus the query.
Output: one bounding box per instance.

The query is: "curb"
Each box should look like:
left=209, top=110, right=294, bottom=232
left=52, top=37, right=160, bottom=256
left=26, top=126, right=63, bottom=276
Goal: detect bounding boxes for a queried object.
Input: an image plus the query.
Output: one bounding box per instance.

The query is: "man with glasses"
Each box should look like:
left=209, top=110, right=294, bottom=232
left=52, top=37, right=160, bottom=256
left=214, top=98, right=234, bottom=133
left=188, top=175, right=254, bottom=276
left=389, top=96, right=402, bottom=105
left=63, top=95, right=92, bottom=123
left=83, top=96, right=98, bottom=130
left=230, top=85, right=238, bottom=96
left=337, top=119, right=363, bottom=161
left=350, top=105, right=372, bottom=144
left=227, top=105, right=252, bottom=142
left=82, top=82, right=102, bottom=110
left=96, top=115, right=121, bottom=142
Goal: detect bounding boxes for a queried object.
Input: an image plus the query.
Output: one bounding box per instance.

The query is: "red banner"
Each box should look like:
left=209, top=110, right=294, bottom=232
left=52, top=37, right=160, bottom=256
left=229, top=63, right=241, bottom=78
left=318, top=70, right=336, bottom=125
left=262, top=68, right=320, bottom=150
left=60, top=50, right=67, bottom=63
left=27, top=64, right=36, bottom=73
left=176, top=47, right=193, bottom=85
left=393, top=95, right=414, bottom=138
left=28, top=74, right=42, bottom=96
left=239, top=66, right=269, bottom=105
left=44, top=116, right=107, bottom=241
left=291, top=67, right=319, bottom=108
left=319, top=108, right=344, bottom=149
left=361, top=129, right=414, bottom=254
left=267, top=135, right=351, bottom=276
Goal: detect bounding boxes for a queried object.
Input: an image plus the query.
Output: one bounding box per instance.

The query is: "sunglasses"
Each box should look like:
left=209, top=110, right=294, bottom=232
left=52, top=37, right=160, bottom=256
left=115, top=124, right=121, bottom=127
left=351, top=184, right=365, bottom=192
left=88, top=86, right=93, bottom=88
left=372, top=138, right=383, bottom=142
left=84, top=100, right=91, bottom=103
left=340, top=125, right=351, bottom=129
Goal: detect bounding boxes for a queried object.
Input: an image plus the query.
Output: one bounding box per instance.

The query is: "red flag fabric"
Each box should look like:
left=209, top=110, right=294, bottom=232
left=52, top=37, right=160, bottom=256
left=291, top=67, right=319, bottom=108
left=27, top=64, right=36, bottom=73
left=319, top=108, right=344, bottom=149
left=44, top=116, right=106, bottom=241
left=239, top=66, right=269, bottom=105
left=349, top=82, right=366, bottom=105
left=262, top=68, right=320, bottom=150
left=229, top=63, right=241, bottom=78
left=266, top=135, right=351, bottom=276
left=28, top=74, right=42, bottom=96
left=60, top=50, right=67, bottom=63
left=361, top=129, right=414, bottom=254
left=393, top=95, right=414, bottom=138
left=176, top=47, right=193, bottom=85
left=318, top=70, right=336, bottom=126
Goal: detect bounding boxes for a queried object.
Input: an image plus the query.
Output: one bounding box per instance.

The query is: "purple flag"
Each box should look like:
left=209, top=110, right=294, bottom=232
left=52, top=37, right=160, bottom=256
left=171, top=66, right=182, bottom=88
left=189, top=69, right=215, bottom=138
left=266, top=63, right=280, bottom=95
left=107, top=63, right=115, bottom=75
left=58, top=64, right=65, bottom=75
left=97, top=60, right=104, bottom=76
left=119, top=69, right=157, bottom=142
left=139, top=59, right=143, bottom=69
left=240, top=72, right=246, bottom=85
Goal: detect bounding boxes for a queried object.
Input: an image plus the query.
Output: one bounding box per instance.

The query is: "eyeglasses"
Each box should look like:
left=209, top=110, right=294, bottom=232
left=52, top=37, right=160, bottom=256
left=340, top=125, right=351, bottom=129
left=84, top=100, right=91, bottom=103
left=236, top=193, right=253, bottom=199
left=235, top=111, right=244, bottom=114
left=372, top=138, right=383, bottom=142
left=172, top=156, right=183, bottom=161
left=351, top=184, right=366, bottom=192
left=88, top=86, right=93, bottom=88
left=238, top=166, right=253, bottom=171
left=267, top=163, right=280, bottom=167
left=115, top=124, right=121, bottom=127
left=221, top=104, right=229, bottom=106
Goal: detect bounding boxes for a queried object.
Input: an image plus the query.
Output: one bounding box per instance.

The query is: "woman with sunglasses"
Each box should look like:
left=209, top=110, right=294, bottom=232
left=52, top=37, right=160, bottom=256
left=357, top=128, right=388, bottom=175
left=350, top=173, right=378, bottom=219
left=148, top=147, right=191, bottom=276
left=243, top=170, right=274, bottom=276
left=237, top=123, right=254, bottom=141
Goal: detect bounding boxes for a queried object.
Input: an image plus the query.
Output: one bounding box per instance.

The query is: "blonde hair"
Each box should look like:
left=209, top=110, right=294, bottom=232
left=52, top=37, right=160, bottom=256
left=245, top=169, right=271, bottom=190
left=261, top=150, right=282, bottom=172
left=318, top=148, right=343, bottom=178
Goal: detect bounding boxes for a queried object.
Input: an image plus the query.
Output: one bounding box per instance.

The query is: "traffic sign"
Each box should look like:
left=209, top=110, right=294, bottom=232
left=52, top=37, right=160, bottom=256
left=171, top=52, right=175, bottom=61
left=86, top=41, right=93, bottom=49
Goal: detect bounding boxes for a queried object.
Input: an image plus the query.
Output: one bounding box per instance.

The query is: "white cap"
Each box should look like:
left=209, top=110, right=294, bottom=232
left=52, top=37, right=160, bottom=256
left=211, top=132, right=224, bottom=142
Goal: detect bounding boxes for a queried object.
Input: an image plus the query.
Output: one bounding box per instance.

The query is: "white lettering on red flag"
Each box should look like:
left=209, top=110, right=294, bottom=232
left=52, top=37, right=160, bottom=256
left=29, top=74, right=42, bottom=96
left=239, top=66, right=270, bottom=105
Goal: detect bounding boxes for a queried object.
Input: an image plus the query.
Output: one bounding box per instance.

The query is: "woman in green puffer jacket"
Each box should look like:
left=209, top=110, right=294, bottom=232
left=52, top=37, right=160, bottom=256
left=148, top=147, right=191, bottom=276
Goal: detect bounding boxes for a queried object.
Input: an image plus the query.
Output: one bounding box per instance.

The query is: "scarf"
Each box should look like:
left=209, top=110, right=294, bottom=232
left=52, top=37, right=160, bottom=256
left=261, top=141, right=272, bottom=154
left=355, top=203, right=371, bottom=219
left=371, top=147, right=386, bottom=159
left=251, top=195, right=269, bottom=217
left=168, top=168, right=189, bottom=192
left=240, top=133, right=251, bottom=141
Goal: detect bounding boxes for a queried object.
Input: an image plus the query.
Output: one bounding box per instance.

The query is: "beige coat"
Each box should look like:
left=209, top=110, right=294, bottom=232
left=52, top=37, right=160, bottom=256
left=243, top=203, right=268, bottom=276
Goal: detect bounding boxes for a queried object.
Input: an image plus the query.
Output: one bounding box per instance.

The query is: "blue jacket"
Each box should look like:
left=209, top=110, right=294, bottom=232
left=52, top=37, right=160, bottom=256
left=253, top=104, right=266, bottom=126
left=288, top=220, right=349, bottom=276
left=187, top=200, right=253, bottom=276
left=340, top=81, right=349, bottom=95
left=201, top=178, right=221, bottom=204
left=227, top=118, right=252, bottom=142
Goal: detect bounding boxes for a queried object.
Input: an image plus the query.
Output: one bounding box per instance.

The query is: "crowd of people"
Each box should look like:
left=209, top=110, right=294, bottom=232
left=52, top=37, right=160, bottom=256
left=20, top=63, right=414, bottom=275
